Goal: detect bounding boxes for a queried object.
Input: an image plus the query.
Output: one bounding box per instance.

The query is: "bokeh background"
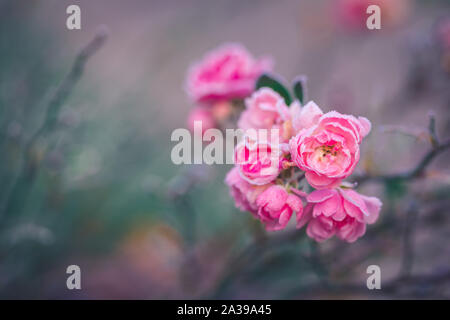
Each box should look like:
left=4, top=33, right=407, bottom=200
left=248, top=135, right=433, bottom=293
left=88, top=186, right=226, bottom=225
left=1, top=0, right=449, bottom=299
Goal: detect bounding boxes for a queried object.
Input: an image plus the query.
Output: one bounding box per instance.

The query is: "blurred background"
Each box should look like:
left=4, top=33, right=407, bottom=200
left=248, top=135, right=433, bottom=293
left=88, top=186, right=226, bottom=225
left=0, top=0, right=449, bottom=299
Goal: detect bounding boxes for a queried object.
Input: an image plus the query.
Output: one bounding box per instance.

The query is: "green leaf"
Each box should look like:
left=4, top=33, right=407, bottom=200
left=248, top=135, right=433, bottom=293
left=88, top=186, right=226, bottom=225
left=256, top=73, right=292, bottom=105
left=292, top=75, right=307, bottom=104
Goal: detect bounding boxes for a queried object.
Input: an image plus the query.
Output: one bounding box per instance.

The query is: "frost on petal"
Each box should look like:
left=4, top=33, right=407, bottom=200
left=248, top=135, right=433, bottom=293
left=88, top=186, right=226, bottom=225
left=313, top=195, right=340, bottom=217
left=306, top=216, right=335, bottom=242
left=302, top=188, right=382, bottom=243
left=339, top=188, right=369, bottom=218
left=306, top=189, right=337, bottom=203
left=225, top=166, right=271, bottom=214
left=286, top=194, right=303, bottom=213
left=358, top=116, right=372, bottom=138
left=289, top=109, right=369, bottom=187
left=238, top=88, right=289, bottom=131
left=297, top=203, right=312, bottom=229
left=292, top=100, right=323, bottom=132
left=255, top=186, right=302, bottom=231
left=361, top=195, right=382, bottom=224
left=305, top=171, right=342, bottom=190
left=336, top=219, right=366, bottom=243
left=256, top=185, right=287, bottom=212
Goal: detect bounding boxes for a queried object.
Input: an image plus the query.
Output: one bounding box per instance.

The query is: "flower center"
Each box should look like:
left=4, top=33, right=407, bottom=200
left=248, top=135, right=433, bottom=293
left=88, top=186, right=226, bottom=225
left=320, top=145, right=338, bottom=157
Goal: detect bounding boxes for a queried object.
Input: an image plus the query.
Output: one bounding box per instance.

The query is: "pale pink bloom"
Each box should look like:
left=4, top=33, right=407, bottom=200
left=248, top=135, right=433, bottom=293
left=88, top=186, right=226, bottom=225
left=187, top=106, right=216, bottom=136
left=225, top=166, right=271, bottom=215
left=256, top=185, right=303, bottom=231
left=234, top=138, right=282, bottom=186
left=186, top=43, right=273, bottom=103
left=301, top=188, right=382, bottom=243
left=289, top=102, right=371, bottom=189
left=237, top=88, right=290, bottom=130
left=291, top=101, right=323, bottom=133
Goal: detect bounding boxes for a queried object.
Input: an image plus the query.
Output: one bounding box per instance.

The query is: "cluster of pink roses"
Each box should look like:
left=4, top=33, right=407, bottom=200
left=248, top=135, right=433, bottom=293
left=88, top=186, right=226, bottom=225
left=227, top=87, right=381, bottom=243
left=185, top=43, right=382, bottom=243
left=226, top=87, right=381, bottom=242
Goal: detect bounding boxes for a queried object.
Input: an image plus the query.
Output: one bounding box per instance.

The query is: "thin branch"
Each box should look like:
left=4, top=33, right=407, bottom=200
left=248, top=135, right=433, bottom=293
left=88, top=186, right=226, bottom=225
left=1, top=29, right=108, bottom=221
left=209, top=228, right=305, bottom=298
left=399, top=201, right=419, bottom=279
left=355, top=138, right=450, bottom=186
left=290, top=268, right=450, bottom=299
left=39, top=28, right=108, bottom=134
left=309, top=239, right=329, bottom=286
left=428, top=111, right=439, bottom=148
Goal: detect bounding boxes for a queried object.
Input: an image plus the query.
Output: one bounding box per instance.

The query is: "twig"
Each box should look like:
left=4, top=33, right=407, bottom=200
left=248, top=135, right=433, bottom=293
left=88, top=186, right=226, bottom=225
left=309, top=240, right=329, bottom=286
left=290, top=267, right=450, bottom=299
left=399, top=200, right=419, bottom=279
left=354, top=138, right=450, bottom=186
left=208, top=228, right=305, bottom=298
left=428, top=112, right=439, bottom=148
left=355, top=113, right=450, bottom=186
left=1, top=29, right=108, bottom=221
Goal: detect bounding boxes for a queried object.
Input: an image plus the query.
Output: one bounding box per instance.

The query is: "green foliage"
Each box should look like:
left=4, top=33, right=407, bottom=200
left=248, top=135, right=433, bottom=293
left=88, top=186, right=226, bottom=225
left=256, top=73, right=292, bottom=105
left=384, top=179, right=408, bottom=201
left=292, top=76, right=307, bottom=104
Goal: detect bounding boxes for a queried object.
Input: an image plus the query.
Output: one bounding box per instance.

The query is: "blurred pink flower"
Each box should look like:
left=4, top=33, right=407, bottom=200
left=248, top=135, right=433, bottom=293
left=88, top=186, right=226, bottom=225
left=234, top=139, right=282, bottom=185
left=225, top=166, right=272, bottom=215
left=301, top=188, right=381, bottom=243
left=289, top=102, right=371, bottom=189
left=336, top=0, right=410, bottom=31
left=186, top=43, right=273, bottom=103
left=437, top=18, right=450, bottom=50
left=256, top=185, right=303, bottom=231
left=187, top=106, right=216, bottom=136
left=211, top=100, right=233, bottom=122
left=237, top=88, right=290, bottom=130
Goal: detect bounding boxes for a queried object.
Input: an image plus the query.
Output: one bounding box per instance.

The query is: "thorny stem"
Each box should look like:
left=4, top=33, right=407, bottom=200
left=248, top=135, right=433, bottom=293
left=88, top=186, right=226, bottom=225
left=400, top=201, right=419, bottom=279
left=290, top=267, right=450, bottom=298
left=309, top=240, right=329, bottom=286
left=354, top=138, right=450, bottom=186
left=212, top=115, right=450, bottom=298
left=354, top=113, right=449, bottom=186
left=209, top=229, right=306, bottom=298
left=0, top=29, right=108, bottom=222
left=428, top=112, right=439, bottom=148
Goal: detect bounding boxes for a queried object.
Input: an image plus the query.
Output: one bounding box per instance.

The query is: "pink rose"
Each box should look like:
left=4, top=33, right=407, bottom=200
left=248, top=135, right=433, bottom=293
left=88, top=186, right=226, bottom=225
left=289, top=102, right=371, bottom=189
left=256, top=185, right=303, bottom=231
left=301, top=188, right=382, bottom=243
left=237, top=88, right=290, bottom=130
left=225, top=166, right=271, bottom=215
left=234, top=138, right=282, bottom=185
left=186, top=43, right=273, bottom=103
left=187, top=106, right=216, bottom=136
